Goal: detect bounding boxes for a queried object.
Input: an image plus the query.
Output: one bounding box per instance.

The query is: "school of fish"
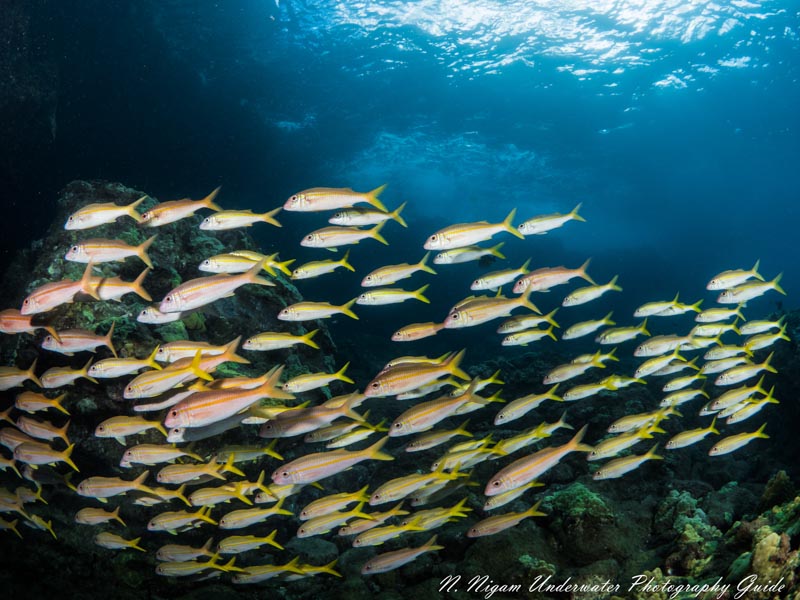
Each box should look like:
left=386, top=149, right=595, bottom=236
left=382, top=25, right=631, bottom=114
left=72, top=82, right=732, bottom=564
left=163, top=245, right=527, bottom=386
left=0, top=187, right=789, bottom=583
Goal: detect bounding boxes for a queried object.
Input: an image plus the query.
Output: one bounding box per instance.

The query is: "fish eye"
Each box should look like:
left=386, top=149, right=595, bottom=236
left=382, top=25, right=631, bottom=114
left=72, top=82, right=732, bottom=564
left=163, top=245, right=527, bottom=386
left=305, top=235, right=313, bottom=241
left=291, top=195, right=298, bottom=201
left=98, top=426, right=105, bottom=432
left=23, top=299, right=29, bottom=305
left=492, top=480, right=501, bottom=487
left=71, top=245, right=79, bottom=253
left=165, top=295, right=172, bottom=302
left=202, top=260, right=210, bottom=266
left=126, top=385, right=133, bottom=393
left=429, top=235, right=436, bottom=241
left=393, top=423, right=402, bottom=428
left=281, top=471, right=288, bottom=477
left=170, top=410, right=178, bottom=418
left=67, top=216, right=74, bottom=223
left=370, top=382, right=380, bottom=388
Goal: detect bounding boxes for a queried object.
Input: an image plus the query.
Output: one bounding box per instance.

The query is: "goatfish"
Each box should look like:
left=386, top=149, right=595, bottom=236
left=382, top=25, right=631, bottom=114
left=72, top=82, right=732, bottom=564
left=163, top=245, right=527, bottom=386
left=634, top=334, right=691, bottom=358
left=709, top=376, right=768, bottom=411
left=726, top=386, right=779, bottom=424
left=512, top=259, right=594, bottom=294
left=695, top=306, right=746, bottom=323
left=740, top=318, right=784, bottom=336
left=444, top=290, right=540, bottom=328
left=17, top=416, right=70, bottom=445
left=20, top=262, right=99, bottom=315
left=217, top=530, right=283, bottom=554
left=467, top=501, right=546, bottom=537
left=562, top=312, right=614, bottom=340
left=493, top=385, right=562, bottom=425
left=587, top=424, right=663, bottom=461
left=243, top=329, right=319, bottom=351
left=329, top=202, right=407, bottom=228
left=0, top=309, right=60, bottom=340
left=484, top=426, right=591, bottom=496
left=292, top=250, right=354, bottom=280
left=592, top=444, right=663, bottom=479
left=0, top=359, right=41, bottom=391
left=434, top=242, right=505, bottom=265
left=95, top=532, right=145, bottom=552
left=745, top=326, right=790, bottom=352
left=714, top=352, right=777, bottom=386
left=472, top=259, right=532, bottom=291
left=357, top=285, right=430, bottom=306
left=137, top=305, right=182, bottom=324
left=156, top=456, right=245, bottom=485
left=338, top=502, right=409, bottom=537
left=284, top=184, right=388, bottom=212
left=155, top=340, right=234, bottom=363
left=15, top=391, right=69, bottom=415
left=300, top=486, right=371, bottom=520
left=543, top=351, right=608, bottom=384
left=40, top=359, right=97, bottom=388
left=709, top=423, right=769, bottom=456
left=271, top=437, right=393, bottom=485
left=634, top=293, right=683, bottom=317
left=217, top=497, right=294, bottom=529
left=91, top=268, right=152, bottom=302
left=497, top=310, right=560, bottom=336
left=369, top=463, right=463, bottom=505
left=123, top=351, right=213, bottom=399
left=76, top=471, right=151, bottom=501
left=353, top=519, right=426, bottom=547
left=41, top=323, right=116, bottom=357
left=301, top=222, right=388, bottom=249
left=424, top=208, right=523, bottom=250
left=517, top=203, right=585, bottom=235
left=64, top=195, right=146, bottom=229
left=365, top=350, right=469, bottom=398
left=361, top=253, right=436, bottom=287
left=198, top=251, right=287, bottom=276
left=159, top=260, right=273, bottom=313
left=157, top=538, right=215, bottom=562
left=75, top=506, right=126, bottom=527
left=297, top=502, right=375, bottom=538
left=501, top=325, right=557, bottom=346
left=707, top=260, right=763, bottom=290
left=717, top=274, right=785, bottom=304
left=562, top=276, right=622, bottom=307
left=141, top=186, right=222, bottom=227
left=95, top=416, right=167, bottom=445
left=200, top=207, right=282, bottom=230
left=65, top=236, right=156, bottom=269
left=483, top=481, right=545, bottom=511
left=147, top=506, right=217, bottom=533
left=13, top=441, right=79, bottom=472
left=392, top=322, right=445, bottom=342
left=595, top=319, right=649, bottom=345
left=155, top=554, right=243, bottom=577
left=666, top=417, right=720, bottom=450
left=282, top=362, right=354, bottom=393
left=88, top=347, right=161, bottom=379
left=278, top=299, right=358, bottom=321
left=361, top=535, right=444, bottom=575
left=231, top=558, right=305, bottom=584
left=164, top=366, right=291, bottom=428
left=120, top=444, right=204, bottom=468
left=405, top=420, right=472, bottom=453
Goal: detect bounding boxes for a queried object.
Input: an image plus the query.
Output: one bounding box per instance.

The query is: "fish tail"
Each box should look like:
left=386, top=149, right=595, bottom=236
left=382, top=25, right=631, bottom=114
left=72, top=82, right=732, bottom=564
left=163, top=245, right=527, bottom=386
left=708, top=415, right=720, bottom=436
left=690, top=299, right=703, bottom=312
left=519, top=288, right=541, bottom=314
left=52, top=392, right=69, bottom=415
left=260, top=365, right=294, bottom=400
left=132, top=470, right=151, bottom=493
left=43, top=325, right=61, bottom=343
left=103, top=321, right=117, bottom=358
left=351, top=501, right=373, bottom=521
left=608, top=275, right=622, bottom=292
left=422, top=534, right=445, bottom=552
left=275, top=257, right=295, bottom=276
left=220, top=556, right=247, bottom=574
left=335, top=361, right=355, bottom=384
left=579, top=258, right=595, bottom=284
left=60, top=442, right=80, bottom=473
left=444, top=348, right=470, bottom=381
left=570, top=202, right=586, bottom=222
left=763, top=351, right=777, bottom=373
left=127, top=195, right=148, bottom=223
left=339, top=298, right=359, bottom=320
left=246, top=259, right=275, bottom=287
left=418, top=251, right=437, bottom=274
left=145, top=345, right=162, bottom=371
left=138, top=235, right=157, bottom=269
left=489, top=241, right=506, bottom=259
left=154, top=420, right=168, bottom=438
left=130, top=268, right=152, bottom=302
left=57, top=419, right=72, bottom=445
left=126, top=536, right=145, bottom=552
left=8, top=519, right=21, bottom=539
left=504, top=208, right=525, bottom=239
left=340, top=249, right=356, bottom=272
left=388, top=201, right=408, bottom=227
left=221, top=454, right=246, bottom=477
left=546, top=325, right=558, bottom=341
left=519, top=257, right=532, bottom=274
left=525, top=500, right=546, bottom=518
left=218, top=335, right=249, bottom=365
left=366, top=436, right=394, bottom=461
left=302, top=329, right=320, bottom=349
left=366, top=183, right=388, bottom=211
left=316, top=558, right=343, bottom=578
left=79, top=261, right=101, bottom=300
left=569, top=424, right=593, bottom=453
left=186, top=351, right=213, bottom=383
left=646, top=444, right=664, bottom=461
left=25, top=357, right=42, bottom=388
left=640, top=318, right=650, bottom=337
left=413, top=283, right=431, bottom=304
left=751, top=259, right=763, bottom=280
left=771, top=272, right=786, bottom=295
left=370, top=221, right=389, bottom=245
left=260, top=206, right=282, bottom=227
left=202, top=186, right=223, bottom=211
left=199, top=505, right=219, bottom=526
left=175, top=484, right=191, bottom=507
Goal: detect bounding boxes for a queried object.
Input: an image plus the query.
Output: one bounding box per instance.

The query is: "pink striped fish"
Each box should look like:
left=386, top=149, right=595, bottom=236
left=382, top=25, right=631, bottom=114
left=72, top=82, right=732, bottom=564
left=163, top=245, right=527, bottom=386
left=159, top=261, right=272, bottom=313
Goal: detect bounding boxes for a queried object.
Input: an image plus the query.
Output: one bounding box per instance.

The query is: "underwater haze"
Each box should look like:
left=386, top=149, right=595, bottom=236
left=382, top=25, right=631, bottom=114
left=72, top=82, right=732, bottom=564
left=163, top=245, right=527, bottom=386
left=1, top=1, right=800, bottom=599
